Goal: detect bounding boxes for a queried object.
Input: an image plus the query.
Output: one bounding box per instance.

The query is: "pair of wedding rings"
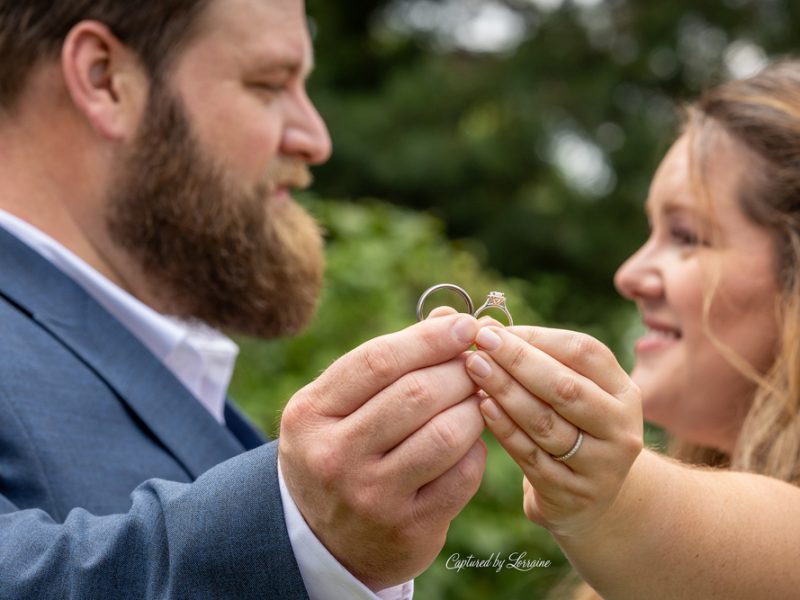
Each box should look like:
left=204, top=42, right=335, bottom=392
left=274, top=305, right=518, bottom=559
left=415, top=284, right=586, bottom=463
left=416, top=283, right=513, bottom=326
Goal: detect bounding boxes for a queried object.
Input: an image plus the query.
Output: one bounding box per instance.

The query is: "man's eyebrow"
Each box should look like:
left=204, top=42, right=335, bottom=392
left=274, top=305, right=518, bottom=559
left=251, top=63, right=315, bottom=81
left=251, top=54, right=315, bottom=77
left=253, top=62, right=300, bottom=75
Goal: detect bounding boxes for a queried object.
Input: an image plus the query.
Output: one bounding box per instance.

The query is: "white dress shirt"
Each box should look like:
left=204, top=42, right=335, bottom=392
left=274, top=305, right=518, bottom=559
left=0, top=209, right=412, bottom=600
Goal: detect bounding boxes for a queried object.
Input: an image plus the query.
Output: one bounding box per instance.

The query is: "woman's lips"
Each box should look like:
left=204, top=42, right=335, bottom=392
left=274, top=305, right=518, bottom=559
left=635, top=320, right=682, bottom=353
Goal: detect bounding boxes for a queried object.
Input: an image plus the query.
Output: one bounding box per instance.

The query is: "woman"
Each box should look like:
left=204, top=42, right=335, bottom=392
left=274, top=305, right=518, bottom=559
left=465, top=60, right=800, bottom=598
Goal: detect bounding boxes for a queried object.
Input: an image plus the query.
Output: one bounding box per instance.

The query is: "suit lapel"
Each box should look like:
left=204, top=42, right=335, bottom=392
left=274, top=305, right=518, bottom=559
left=224, top=400, right=268, bottom=450
left=0, top=227, right=247, bottom=479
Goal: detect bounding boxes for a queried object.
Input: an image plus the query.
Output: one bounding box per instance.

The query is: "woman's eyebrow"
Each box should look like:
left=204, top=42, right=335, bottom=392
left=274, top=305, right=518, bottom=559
left=655, top=198, right=700, bottom=217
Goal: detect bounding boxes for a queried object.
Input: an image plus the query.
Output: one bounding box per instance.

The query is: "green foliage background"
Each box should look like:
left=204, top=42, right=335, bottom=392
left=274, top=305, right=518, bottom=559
left=230, top=2, right=800, bottom=598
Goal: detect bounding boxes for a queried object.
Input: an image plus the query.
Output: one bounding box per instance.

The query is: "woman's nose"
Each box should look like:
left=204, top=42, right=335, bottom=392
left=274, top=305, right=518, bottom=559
left=614, top=243, right=663, bottom=301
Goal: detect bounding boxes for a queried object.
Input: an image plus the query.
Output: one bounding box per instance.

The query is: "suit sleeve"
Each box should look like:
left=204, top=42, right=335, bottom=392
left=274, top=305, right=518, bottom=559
left=0, top=441, right=310, bottom=600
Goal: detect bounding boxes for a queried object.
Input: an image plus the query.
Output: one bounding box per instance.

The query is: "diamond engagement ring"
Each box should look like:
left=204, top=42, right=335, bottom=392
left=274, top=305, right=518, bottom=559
left=473, top=291, right=513, bottom=326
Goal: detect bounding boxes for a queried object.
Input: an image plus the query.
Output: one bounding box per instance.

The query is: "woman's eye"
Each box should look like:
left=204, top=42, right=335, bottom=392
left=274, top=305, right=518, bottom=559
left=670, top=226, right=701, bottom=246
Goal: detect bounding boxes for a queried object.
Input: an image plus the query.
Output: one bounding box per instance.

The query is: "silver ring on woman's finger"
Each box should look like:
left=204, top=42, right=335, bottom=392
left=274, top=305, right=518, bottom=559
left=473, top=291, right=513, bottom=326
left=416, top=283, right=475, bottom=322
left=552, top=430, right=583, bottom=462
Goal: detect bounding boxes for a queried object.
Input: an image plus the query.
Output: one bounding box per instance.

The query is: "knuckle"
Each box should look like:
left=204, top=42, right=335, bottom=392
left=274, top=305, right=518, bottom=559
left=553, top=374, right=581, bottom=405
left=494, top=415, right=518, bottom=441
left=349, top=484, right=380, bottom=519
left=621, top=379, right=642, bottom=403
left=566, top=332, right=597, bottom=363
left=598, top=341, right=616, bottom=363
left=417, top=322, right=444, bottom=355
left=401, top=373, right=434, bottom=409
left=430, top=418, right=462, bottom=455
left=361, top=339, right=400, bottom=381
left=306, top=443, right=344, bottom=487
left=508, top=342, right=528, bottom=372
left=517, top=326, right=540, bottom=346
left=522, top=444, right=543, bottom=470
left=527, top=411, right=555, bottom=439
left=279, top=400, right=300, bottom=434
left=621, top=431, right=644, bottom=459
left=454, top=453, right=484, bottom=490
left=494, top=371, right=516, bottom=400
left=279, top=393, right=314, bottom=434
left=458, top=460, right=483, bottom=496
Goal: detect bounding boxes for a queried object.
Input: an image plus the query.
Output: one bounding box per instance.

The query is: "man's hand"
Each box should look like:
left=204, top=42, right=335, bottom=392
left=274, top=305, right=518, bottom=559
left=278, top=312, right=487, bottom=591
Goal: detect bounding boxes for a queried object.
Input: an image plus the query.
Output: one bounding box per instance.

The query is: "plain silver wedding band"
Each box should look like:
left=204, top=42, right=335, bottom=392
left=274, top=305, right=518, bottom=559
left=416, top=284, right=475, bottom=322
left=552, top=430, right=583, bottom=462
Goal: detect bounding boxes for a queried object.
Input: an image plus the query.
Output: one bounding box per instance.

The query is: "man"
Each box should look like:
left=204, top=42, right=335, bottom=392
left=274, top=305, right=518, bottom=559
left=0, top=0, right=487, bottom=598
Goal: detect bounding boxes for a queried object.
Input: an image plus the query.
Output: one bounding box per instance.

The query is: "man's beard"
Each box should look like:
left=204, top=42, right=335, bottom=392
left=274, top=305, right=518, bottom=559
left=106, top=86, right=324, bottom=339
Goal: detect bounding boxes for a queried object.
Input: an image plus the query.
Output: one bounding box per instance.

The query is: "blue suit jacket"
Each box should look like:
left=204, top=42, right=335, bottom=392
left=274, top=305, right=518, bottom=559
left=0, top=227, right=309, bottom=598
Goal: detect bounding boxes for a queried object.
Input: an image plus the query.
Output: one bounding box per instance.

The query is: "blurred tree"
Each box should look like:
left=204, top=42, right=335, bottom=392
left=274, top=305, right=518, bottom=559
left=306, top=0, right=800, bottom=341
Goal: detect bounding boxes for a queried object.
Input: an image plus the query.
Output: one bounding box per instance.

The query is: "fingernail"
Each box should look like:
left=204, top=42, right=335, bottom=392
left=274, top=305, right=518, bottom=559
left=476, top=327, right=502, bottom=351
left=452, top=316, right=477, bottom=344
left=467, top=354, right=492, bottom=378
left=480, top=398, right=501, bottom=421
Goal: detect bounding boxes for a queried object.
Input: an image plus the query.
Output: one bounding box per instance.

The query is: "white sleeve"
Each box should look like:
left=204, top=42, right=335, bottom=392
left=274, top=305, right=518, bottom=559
left=277, top=460, right=414, bottom=600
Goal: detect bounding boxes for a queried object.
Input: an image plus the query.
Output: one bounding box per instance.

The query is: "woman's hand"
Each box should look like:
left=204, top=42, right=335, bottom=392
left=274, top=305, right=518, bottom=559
left=466, top=325, right=643, bottom=539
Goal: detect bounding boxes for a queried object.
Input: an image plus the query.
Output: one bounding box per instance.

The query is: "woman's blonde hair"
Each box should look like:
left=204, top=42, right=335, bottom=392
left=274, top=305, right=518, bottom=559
left=672, top=59, right=800, bottom=484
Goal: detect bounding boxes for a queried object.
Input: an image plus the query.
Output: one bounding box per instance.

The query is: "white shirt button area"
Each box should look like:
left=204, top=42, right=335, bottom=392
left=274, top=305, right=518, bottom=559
left=0, top=209, right=413, bottom=600
left=162, top=322, right=239, bottom=424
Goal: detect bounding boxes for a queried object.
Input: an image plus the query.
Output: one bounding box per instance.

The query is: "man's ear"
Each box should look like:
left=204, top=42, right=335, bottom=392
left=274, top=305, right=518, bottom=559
left=61, top=21, right=149, bottom=141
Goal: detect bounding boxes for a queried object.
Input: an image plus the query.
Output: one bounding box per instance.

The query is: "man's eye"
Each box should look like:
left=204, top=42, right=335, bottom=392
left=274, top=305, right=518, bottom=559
left=251, top=82, right=286, bottom=94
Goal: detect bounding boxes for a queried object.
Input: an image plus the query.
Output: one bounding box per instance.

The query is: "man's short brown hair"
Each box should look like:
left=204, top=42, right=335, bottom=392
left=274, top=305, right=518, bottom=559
left=0, top=0, right=211, bottom=109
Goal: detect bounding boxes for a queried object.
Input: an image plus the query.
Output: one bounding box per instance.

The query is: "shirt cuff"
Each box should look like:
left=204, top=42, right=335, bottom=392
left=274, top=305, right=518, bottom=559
left=277, top=459, right=414, bottom=600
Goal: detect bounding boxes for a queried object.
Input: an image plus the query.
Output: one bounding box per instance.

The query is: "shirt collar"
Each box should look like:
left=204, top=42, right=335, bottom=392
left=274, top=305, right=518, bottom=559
left=0, top=209, right=237, bottom=424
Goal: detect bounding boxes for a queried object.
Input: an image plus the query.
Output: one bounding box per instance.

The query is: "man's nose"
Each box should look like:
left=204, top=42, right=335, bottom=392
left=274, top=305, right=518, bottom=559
left=281, top=90, right=332, bottom=165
